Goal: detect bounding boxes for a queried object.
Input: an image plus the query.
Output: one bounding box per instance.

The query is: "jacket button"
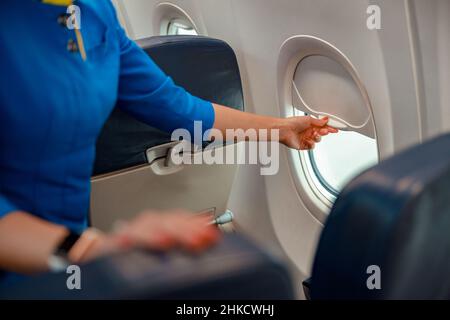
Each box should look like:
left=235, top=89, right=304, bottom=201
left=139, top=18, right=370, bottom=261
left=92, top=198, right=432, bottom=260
left=57, top=13, right=69, bottom=27
left=67, top=39, right=78, bottom=52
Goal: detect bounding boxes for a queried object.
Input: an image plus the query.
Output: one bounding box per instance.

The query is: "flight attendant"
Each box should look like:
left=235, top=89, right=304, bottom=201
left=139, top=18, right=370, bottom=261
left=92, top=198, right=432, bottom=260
left=0, top=0, right=337, bottom=285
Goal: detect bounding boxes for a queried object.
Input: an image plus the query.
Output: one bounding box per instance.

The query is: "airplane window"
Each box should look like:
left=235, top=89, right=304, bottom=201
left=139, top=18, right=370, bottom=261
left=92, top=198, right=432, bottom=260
left=289, top=49, right=378, bottom=202
left=308, top=128, right=378, bottom=195
left=166, top=19, right=198, bottom=36
left=295, top=109, right=378, bottom=199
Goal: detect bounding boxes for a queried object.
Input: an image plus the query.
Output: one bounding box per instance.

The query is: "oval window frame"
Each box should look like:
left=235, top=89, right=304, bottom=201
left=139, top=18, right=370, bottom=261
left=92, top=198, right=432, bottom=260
left=277, top=35, right=380, bottom=222
left=166, top=18, right=198, bottom=35
left=153, top=2, right=204, bottom=36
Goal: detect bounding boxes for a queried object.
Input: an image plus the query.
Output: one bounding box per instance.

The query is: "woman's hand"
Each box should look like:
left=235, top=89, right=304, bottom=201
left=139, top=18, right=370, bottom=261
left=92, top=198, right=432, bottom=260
left=81, top=210, right=221, bottom=262
left=277, top=116, right=339, bottom=150
left=212, top=104, right=338, bottom=149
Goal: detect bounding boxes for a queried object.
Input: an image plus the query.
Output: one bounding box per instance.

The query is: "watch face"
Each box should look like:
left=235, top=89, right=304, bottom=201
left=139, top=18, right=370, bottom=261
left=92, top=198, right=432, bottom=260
left=48, top=255, right=70, bottom=273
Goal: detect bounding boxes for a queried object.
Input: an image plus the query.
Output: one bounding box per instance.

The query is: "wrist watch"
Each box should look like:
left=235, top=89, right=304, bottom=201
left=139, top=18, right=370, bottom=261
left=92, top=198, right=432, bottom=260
left=48, top=230, right=81, bottom=272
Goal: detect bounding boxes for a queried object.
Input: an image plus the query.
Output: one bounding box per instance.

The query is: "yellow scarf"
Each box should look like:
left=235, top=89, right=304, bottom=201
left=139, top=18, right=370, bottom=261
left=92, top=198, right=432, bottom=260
left=42, top=0, right=73, bottom=6
left=41, top=0, right=87, bottom=61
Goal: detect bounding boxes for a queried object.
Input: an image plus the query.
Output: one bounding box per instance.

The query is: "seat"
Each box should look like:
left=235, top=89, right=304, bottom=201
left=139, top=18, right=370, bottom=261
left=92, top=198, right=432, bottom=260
left=93, top=35, right=244, bottom=175
left=90, top=36, right=244, bottom=232
left=0, top=234, right=294, bottom=299
left=311, top=133, right=450, bottom=299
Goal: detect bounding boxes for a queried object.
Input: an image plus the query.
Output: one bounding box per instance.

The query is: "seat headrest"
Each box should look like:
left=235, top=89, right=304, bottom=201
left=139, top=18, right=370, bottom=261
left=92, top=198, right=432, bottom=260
left=94, top=36, right=243, bottom=176
left=311, top=133, right=450, bottom=299
left=138, top=35, right=244, bottom=111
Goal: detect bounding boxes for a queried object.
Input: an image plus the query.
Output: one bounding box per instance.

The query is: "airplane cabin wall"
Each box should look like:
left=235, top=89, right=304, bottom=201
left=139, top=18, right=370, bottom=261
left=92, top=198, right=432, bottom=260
left=112, top=0, right=450, bottom=294
left=412, top=0, right=450, bottom=138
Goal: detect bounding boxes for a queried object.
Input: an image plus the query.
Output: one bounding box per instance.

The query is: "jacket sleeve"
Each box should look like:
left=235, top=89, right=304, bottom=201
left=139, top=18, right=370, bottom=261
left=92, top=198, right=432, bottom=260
left=0, top=194, right=18, bottom=218
left=110, top=5, right=215, bottom=139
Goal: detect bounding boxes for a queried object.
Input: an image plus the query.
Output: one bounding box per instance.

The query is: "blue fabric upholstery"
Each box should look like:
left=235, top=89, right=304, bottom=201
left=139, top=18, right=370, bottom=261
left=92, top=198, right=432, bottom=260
left=312, top=134, right=450, bottom=299
left=94, top=36, right=244, bottom=175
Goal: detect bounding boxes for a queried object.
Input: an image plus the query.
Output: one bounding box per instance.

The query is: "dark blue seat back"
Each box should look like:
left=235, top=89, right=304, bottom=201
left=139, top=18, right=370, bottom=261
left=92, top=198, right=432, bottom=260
left=94, top=36, right=244, bottom=175
left=311, top=134, right=450, bottom=299
left=0, top=235, right=293, bottom=299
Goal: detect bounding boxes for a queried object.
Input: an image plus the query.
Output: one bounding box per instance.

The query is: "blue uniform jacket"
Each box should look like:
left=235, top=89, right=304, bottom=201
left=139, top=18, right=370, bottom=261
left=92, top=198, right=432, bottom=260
left=0, top=0, right=215, bottom=234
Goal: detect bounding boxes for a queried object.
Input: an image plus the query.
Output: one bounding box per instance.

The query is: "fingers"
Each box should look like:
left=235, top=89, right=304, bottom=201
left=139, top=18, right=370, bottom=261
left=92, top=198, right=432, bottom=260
left=295, top=124, right=339, bottom=150
left=311, top=130, right=322, bottom=143
left=163, top=214, right=220, bottom=252
left=300, top=139, right=315, bottom=150
left=115, top=215, right=177, bottom=251
left=326, top=126, right=339, bottom=134
left=317, top=126, right=339, bottom=136
left=319, top=128, right=329, bottom=136
left=116, top=212, right=221, bottom=254
left=282, top=116, right=339, bottom=150
left=308, top=127, right=337, bottom=148
left=310, top=116, right=329, bottom=127
left=310, top=116, right=339, bottom=135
